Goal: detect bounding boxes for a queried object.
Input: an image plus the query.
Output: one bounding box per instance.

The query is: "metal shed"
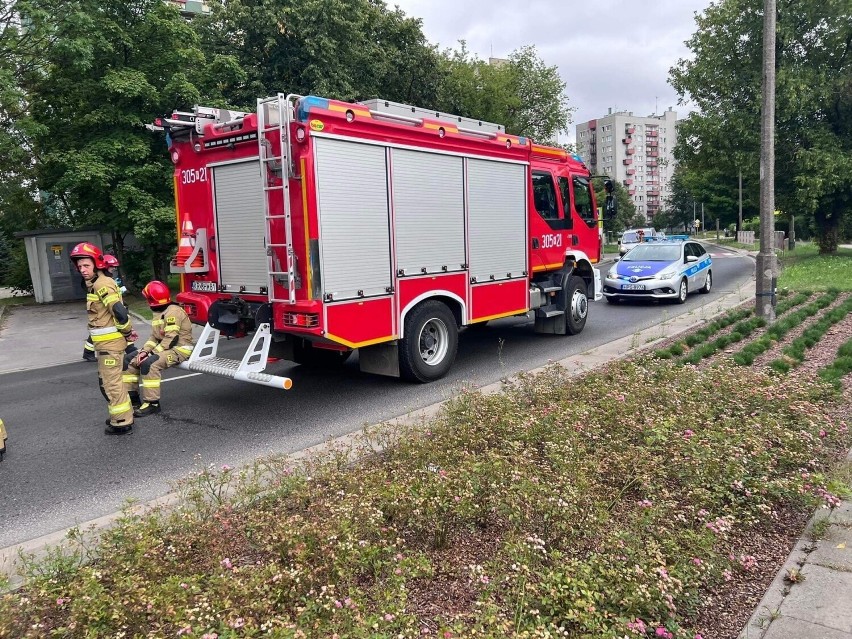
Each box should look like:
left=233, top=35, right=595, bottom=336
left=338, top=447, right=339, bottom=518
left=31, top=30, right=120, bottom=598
left=15, top=229, right=114, bottom=303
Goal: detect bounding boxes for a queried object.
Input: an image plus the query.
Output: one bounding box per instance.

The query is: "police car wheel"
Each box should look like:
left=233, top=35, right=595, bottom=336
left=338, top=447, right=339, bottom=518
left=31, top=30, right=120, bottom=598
left=700, top=270, right=712, bottom=294
left=399, top=300, right=458, bottom=383
left=676, top=278, right=688, bottom=304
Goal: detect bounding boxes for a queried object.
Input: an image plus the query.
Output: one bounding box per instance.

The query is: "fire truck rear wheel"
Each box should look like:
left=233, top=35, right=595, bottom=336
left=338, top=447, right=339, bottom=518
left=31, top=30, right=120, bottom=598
left=565, top=275, right=589, bottom=335
left=400, top=300, right=459, bottom=383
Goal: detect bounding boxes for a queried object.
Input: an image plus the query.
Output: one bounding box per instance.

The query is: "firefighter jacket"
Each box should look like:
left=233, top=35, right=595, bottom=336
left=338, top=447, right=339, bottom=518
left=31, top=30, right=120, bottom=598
left=86, top=273, right=132, bottom=345
left=142, top=304, right=194, bottom=358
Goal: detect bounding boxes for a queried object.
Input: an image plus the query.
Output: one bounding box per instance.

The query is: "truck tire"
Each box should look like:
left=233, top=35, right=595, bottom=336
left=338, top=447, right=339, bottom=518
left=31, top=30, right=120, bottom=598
left=293, top=340, right=352, bottom=368
left=399, top=300, right=458, bottom=383
left=565, top=275, right=589, bottom=335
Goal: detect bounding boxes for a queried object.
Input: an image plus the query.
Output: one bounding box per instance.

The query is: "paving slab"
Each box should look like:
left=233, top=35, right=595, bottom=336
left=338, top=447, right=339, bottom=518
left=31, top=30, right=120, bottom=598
left=761, top=616, right=852, bottom=639
left=809, top=525, right=852, bottom=572
left=775, top=564, right=852, bottom=634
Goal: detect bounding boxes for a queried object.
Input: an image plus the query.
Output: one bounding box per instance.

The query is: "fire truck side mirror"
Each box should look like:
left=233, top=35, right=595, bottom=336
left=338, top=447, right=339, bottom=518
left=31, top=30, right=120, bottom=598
left=603, top=180, right=617, bottom=220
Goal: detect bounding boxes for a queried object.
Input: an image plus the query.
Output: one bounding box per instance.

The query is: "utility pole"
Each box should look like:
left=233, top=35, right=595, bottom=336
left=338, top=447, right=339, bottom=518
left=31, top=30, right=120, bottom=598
left=701, top=203, right=705, bottom=238
left=738, top=168, right=743, bottom=233
left=692, top=201, right=696, bottom=234
left=756, top=0, right=777, bottom=320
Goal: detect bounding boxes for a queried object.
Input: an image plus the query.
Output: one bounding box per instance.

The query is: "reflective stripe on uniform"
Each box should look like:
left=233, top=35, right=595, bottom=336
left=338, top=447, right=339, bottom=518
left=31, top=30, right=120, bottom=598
left=115, top=320, right=131, bottom=331
left=164, top=326, right=180, bottom=333
left=101, top=293, right=120, bottom=306
left=86, top=294, right=99, bottom=301
left=91, top=331, right=121, bottom=343
left=91, top=326, right=119, bottom=336
left=109, top=400, right=133, bottom=415
left=84, top=341, right=96, bottom=352
left=175, top=345, right=194, bottom=356
left=140, top=379, right=161, bottom=388
left=154, top=345, right=164, bottom=353
left=151, top=320, right=164, bottom=327
left=122, top=374, right=139, bottom=384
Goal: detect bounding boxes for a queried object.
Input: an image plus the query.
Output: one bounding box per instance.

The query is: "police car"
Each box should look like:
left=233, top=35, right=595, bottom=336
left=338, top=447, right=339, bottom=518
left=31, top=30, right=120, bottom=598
left=604, top=237, right=712, bottom=304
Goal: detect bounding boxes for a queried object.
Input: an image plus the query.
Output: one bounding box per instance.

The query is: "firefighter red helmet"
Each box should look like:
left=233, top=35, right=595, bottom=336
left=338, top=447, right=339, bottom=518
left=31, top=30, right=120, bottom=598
left=142, top=280, right=171, bottom=307
left=103, top=254, right=119, bottom=269
left=70, top=242, right=107, bottom=269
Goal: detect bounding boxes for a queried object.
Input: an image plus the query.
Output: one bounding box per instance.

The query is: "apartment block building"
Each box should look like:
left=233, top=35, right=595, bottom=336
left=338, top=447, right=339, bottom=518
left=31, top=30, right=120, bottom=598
left=575, top=108, right=678, bottom=221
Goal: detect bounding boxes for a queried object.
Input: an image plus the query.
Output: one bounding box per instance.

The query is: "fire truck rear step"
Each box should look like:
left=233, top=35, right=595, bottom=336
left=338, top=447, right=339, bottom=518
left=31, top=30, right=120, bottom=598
left=179, top=322, right=293, bottom=390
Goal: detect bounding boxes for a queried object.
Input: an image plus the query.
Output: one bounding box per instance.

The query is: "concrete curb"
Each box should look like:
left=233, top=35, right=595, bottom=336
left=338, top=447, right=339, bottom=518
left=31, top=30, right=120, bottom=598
left=0, top=280, right=758, bottom=587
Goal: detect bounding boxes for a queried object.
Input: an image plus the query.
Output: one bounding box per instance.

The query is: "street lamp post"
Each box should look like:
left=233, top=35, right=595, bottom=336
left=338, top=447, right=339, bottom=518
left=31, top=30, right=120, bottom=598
left=755, top=0, right=777, bottom=320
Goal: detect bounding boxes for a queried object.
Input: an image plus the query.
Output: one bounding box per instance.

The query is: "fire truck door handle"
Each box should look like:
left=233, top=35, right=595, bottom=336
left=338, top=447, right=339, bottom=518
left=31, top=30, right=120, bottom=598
left=532, top=238, right=539, bottom=249
left=571, top=235, right=579, bottom=246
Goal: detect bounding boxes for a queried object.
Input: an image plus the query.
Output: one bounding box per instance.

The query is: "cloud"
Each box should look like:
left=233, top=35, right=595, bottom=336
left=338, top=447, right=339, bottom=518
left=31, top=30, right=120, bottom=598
left=390, top=0, right=709, bottom=142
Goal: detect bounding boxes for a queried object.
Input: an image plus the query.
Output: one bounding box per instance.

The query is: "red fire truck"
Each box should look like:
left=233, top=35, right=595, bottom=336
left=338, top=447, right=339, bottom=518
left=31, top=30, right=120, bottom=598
left=155, top=93, right=603, bottom=389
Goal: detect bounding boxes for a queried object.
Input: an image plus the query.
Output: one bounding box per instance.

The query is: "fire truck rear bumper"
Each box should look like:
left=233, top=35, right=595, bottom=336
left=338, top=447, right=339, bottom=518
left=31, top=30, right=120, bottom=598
left=176, top=292, right=213, bottom=325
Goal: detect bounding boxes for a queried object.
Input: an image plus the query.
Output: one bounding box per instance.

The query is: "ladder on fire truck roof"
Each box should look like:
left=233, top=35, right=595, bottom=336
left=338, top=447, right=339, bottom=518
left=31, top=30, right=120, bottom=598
left=359, top=98, right=506, bottom=138
left=257, top=93, right=299, bottom=305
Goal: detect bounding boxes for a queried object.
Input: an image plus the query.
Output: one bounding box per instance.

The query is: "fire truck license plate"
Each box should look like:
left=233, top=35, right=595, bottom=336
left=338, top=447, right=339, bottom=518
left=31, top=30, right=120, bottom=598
left=622, top=284, right=645, bottom=291
left=191, top=281, right=218, bottom=292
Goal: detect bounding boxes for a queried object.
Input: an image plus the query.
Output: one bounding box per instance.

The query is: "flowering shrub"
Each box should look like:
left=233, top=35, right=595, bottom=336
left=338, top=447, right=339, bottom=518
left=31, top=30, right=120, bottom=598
left=0, top=361, right=848, bottom=638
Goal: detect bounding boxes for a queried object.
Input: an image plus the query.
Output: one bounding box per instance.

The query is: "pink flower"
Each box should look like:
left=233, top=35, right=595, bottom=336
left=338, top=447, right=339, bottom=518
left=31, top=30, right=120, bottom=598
left=695, top=635, right=704, bottom=639
left=819, top=430, right=827, bottom=438
left=220, top=557, right=233, bottom=570
left=692, top=557, right=703, bottom=566
left=221, top=464, right=233, bottom=472
left=202, top=634, right=218, bottom=639
left=334, top=599, right=343, bottom=608
left=683, top=429, right=695, bottom=439
left=384, top=613, right=395, bottom=621
left=229, top=618, right=245, bottom=629
left=177, top=627, right=192, bottom=637
left=56, top=597, right=66, bottom=606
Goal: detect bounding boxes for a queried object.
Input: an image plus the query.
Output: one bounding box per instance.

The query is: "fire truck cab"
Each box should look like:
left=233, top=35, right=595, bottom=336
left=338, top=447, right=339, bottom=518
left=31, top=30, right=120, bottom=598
left=156, top=93, right=602, bottom=388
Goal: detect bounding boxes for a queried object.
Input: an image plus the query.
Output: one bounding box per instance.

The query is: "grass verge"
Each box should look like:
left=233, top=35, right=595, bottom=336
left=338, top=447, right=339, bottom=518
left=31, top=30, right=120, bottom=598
left=1, top=360, right=849, bottom=639
left=778, top=244, right=852, bottom=292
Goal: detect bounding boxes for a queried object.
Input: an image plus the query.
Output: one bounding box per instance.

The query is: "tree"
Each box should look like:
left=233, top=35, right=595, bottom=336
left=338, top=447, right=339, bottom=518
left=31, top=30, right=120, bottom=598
left=670, top=0, right=852, bottom=253
left=435, top=44, right=572, bottom=144
left=18, top=0, right=241, bottom=281
left=195, top=0, right=443, bottom=110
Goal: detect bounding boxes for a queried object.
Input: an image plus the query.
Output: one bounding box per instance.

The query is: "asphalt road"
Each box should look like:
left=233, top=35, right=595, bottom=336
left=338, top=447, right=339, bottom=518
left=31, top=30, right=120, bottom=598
left=0, top=247, right=753, bottom=548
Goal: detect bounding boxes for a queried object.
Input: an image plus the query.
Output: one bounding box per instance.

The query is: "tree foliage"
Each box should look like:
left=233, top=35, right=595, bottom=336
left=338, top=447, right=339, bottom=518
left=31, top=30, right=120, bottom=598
left=670, top=0, right=852, bottom=252
left=0, top=0, right=576, bottom=279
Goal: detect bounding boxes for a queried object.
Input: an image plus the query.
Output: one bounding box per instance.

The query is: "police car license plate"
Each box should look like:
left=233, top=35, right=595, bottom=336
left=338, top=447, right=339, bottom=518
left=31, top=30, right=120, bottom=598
left=191, top=281, right=218, bottom=292
left=622, top=283, right=645, bottom=290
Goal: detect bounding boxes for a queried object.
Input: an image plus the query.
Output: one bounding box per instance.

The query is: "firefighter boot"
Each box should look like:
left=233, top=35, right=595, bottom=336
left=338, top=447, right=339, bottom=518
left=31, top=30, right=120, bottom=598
left=134, top=402, right=161, bottom=418
left=104, top=419, right=133, bottom=435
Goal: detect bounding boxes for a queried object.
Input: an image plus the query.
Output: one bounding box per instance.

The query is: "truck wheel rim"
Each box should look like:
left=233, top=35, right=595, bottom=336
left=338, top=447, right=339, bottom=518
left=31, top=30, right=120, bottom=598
left=419, top=318, right=449, bottom=366
left=571, top=290, right=588, bottom=321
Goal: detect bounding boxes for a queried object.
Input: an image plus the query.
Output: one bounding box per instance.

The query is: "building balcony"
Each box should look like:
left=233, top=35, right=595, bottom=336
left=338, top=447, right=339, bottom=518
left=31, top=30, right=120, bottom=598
left=628, top=189, right=636, bottom=196
left=646, top=159, right=658, bottom=167
left=625, top=126, right=635, bottom=134
left=623, top=137, right=632, bottom=145
left=623, top=158, right=633, bottom=165
left=623, top=179, right=633, bottom=186
left=626, top=168, right=635, bottom=175
left=648, top=190, right=660, bottom=196
left=648, top=151, right=659, bottom=157
left=626, top=147, right=635, bottom=155
left=647, top=139, right=658, bottom=147
left=589, top=120, right=597, bottom=130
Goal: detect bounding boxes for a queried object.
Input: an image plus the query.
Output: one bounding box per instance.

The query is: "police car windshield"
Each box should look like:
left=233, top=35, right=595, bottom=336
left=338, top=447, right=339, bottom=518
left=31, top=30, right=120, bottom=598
left=623, top=244, right=681, bottom=262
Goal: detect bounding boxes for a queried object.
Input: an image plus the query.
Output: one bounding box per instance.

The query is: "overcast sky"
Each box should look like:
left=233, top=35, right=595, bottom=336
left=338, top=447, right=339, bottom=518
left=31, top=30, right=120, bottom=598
left=389, top=0, right=712, bottom=143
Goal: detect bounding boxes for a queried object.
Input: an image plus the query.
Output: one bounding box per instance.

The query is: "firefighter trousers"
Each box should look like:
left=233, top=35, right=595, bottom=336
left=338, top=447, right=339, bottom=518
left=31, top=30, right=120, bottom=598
left=97, top=340, right=134, bottom=427
left=124, top=348, right=189, bottom=403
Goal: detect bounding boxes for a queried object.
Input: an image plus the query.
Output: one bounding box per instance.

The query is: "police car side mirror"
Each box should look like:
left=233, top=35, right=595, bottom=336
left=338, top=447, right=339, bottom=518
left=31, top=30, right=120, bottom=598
left=686, top=255, right=699, bottom=263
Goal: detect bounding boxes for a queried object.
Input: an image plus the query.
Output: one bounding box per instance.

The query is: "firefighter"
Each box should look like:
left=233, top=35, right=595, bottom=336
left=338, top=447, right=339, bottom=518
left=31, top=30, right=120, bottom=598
left=125, top=281, right=194, bottom=417
left=0, top=417, right=7, bottom=461
left=70, top=242, right=135, bottom=435
left=82, top=254, right=136, bottom=361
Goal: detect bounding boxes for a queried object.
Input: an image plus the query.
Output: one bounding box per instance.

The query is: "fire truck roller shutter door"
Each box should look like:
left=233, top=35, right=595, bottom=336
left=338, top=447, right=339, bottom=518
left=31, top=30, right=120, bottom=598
left=314, top=137, right=392, bottom=300
left=391, top=149, right=465, bottom=275
left=213, top=160, right=268, bottom=293
left=467, top=159, right=527, bottom=283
